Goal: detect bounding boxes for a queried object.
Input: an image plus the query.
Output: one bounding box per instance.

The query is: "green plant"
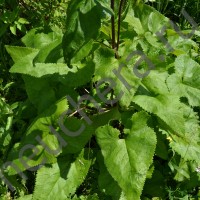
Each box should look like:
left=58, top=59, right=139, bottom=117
left=144, top=0, right=200, bottom=28
left=1, top=0, right=200, bottom=199
left=21, top=0, right=69, bottom=29
left=0, top=0, right=29, bottom=37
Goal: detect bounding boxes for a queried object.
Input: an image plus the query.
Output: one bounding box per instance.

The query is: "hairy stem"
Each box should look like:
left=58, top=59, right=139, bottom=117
left=117, top=0, right=125, bottom=51
left=111, top=0, right=116, bottom=50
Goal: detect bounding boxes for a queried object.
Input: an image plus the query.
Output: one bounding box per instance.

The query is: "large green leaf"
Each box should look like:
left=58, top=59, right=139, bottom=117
left=63, top=0, right=102, bottom=65
left=6, top=29, right=70, bottom=78
left=22, top=75, right=57, bottom=113
left=32, top=149, right=93, bottom=200
left=148, top=11, right=169, bottom=34
left=6, top=40, right=95, bottom=113
left=133, top=71, right=185, bottom=136
left=6, top=103, right=120, bottom=175
left=21, top=27, right=63, bottom=49
left=6, top=97, right=69, bottom=175
left=133, top=3, right=169, bottom=34
left=22, top=27, right=64, bottom=63
left=167, top=55, right=200, bottom=107
left=5, top=45, right=70, bottom=77
left=169, top=105, right=200, bottom=163
left=21, top=61, right=94, bottom=113
left=5, top=46, right=39, bottom=64
left=97, top=152, right=122, bottom=199
left=94, top=47, right=141, bottom=107
left=59, top=107, right=121, bottom=155
left=133, top=93, right=185, bottom=135
left=96, top=112, right=157, bottom=200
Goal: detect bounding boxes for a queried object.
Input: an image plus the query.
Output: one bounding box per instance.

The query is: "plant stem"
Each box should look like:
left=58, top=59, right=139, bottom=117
left=111, top=0, right=116, bottom=50
left=117, top=0, right=125, bottom=52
